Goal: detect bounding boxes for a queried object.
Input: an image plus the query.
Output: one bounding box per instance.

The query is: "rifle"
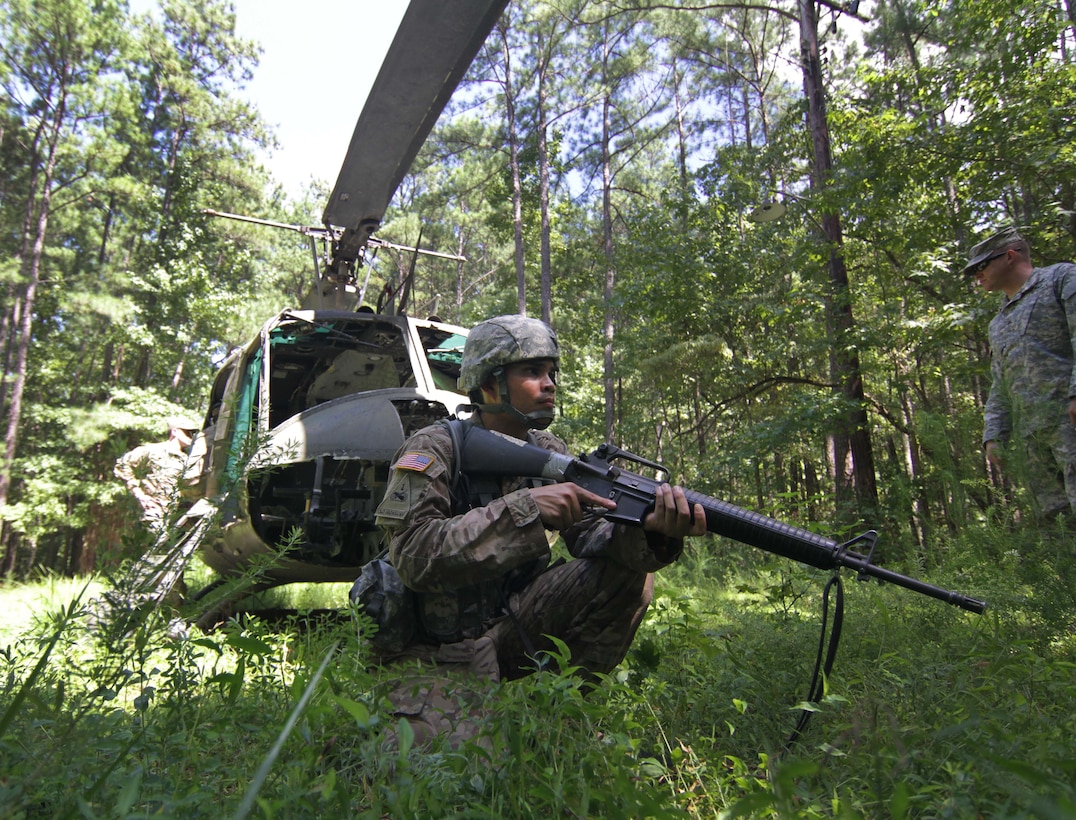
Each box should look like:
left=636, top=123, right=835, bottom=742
left=457, top=424, right=986, bottom=614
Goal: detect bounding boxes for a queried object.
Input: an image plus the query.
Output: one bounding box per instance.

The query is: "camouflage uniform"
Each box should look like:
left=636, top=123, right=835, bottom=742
left=373, top=421, right=682, bottom=745
left=983, top=261, right=1076, bottom=517
left=114, top=438, right=192, bottom=529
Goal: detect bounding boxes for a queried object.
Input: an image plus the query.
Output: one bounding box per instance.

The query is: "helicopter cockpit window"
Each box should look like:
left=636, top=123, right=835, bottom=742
left=204, top=354, right=238, bottom=431
left=306, top=349, right=398, bottom=405
left=424, top=331, right=466, bottom=393
left=265, top=318, right=414, bottom=425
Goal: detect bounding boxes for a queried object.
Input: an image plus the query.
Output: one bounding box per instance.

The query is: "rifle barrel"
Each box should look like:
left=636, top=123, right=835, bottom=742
left=684, top=489, right=987, bottom=614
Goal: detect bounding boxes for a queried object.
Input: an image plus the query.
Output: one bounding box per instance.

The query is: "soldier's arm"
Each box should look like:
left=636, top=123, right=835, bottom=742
left=983, top=353, right=1011, bottom=447
left=115, top=450, right=155, bottom=507
left=1060, top=262, right=1076, bottom=401
left=376, top=429, right=550, bottom=593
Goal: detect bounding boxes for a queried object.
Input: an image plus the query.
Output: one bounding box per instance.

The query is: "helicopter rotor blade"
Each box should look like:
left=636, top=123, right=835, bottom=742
left=323, top=0, right=509, bottom=268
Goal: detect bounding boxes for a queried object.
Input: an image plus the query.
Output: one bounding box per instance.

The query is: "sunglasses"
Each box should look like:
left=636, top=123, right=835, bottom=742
left=970, top=250, right=1008, bottom=275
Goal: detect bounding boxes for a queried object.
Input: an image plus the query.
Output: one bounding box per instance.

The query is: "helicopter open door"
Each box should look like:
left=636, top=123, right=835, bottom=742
left=195, top=311, right=469, bottom=585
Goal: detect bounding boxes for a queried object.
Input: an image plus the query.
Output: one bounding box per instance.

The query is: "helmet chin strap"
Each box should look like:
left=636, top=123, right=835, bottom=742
left=474, top=369, right=555, bottom=430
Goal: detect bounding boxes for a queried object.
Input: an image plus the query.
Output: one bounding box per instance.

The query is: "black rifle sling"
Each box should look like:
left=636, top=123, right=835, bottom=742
left=443, top=417, right=469, bottom=513
left=784, top=572, right=845, bottom=752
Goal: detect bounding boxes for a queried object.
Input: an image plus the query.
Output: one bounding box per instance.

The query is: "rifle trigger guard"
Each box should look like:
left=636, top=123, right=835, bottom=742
left=834, top=530, right=879, bottom=582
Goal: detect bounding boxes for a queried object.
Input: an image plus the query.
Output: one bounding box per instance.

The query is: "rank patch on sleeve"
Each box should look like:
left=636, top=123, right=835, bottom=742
left=395, top=451, right=435, bottom=472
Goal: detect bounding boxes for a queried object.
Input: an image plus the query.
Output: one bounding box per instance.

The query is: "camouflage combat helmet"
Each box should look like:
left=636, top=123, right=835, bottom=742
left=459, top=315, right=559, bottom=428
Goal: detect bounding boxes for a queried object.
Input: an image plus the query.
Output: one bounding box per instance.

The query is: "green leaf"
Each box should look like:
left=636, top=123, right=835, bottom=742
left=331, top=694, right=371, bottom=728
left=396, top=717, right=415, bottom=758
left=115, top=765, right=143, bottom=816
left=225, top=634, right=274, bottom=656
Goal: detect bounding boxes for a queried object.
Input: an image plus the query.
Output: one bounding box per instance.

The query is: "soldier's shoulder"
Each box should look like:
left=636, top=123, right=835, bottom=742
left=118, top=442, right=158, bottom=464
left=528, top=429, right=569, bottom=455
left=1040, top=261, right=1076, bottom=280
left=1040, top=262, right=1076, bottom=301
left=401, top=422, right=453, bottom=448
left=394, top=422, right=455, bottom=466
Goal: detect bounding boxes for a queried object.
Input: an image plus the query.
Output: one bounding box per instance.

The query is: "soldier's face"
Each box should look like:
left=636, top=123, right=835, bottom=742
left=972, top=249, right=1011, bottom=291
left=501, top=359, right=557, bottom=415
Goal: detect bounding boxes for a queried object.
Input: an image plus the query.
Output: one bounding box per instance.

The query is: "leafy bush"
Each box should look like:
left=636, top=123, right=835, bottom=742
left=0, top=521, right=1074, bottom=817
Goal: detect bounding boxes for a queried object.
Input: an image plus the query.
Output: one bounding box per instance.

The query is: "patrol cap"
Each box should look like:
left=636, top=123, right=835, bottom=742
left=962, top=226, right=1024, bottom=275
left=165, top=414, right=201, bottom=433
left=458, top=315, right=559, bottom=392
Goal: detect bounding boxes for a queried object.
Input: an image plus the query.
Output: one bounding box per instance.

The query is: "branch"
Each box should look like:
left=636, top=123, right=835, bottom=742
left=697, top=374, right=834, bottom=421
left=604, top=1, right=799, bottom=26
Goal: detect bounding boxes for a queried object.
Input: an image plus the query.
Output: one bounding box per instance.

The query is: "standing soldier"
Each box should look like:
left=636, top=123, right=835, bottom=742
left=965, top=227, right=1076, bottom=520
left=363, top=314, right=706, bottom=745
left=115, top=418, right=199, bottom=531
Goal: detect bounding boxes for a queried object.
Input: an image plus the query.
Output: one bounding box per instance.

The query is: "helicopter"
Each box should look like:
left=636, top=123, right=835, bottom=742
left=129, top=0, right=513, bottom=614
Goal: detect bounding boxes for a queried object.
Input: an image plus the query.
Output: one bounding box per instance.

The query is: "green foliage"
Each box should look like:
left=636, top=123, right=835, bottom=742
left=0, top=386, right=199, bottom=544
left=1, top=521, right=1073, bottom=817
left=4, top=0, right=1074, bottom=576
left=0, top=0, right=281, bottom=576
left=3, top=0, right=1076, bottom=809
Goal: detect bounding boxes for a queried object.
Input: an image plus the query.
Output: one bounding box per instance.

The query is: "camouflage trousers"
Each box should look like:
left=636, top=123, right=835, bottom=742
left=1019, top=422, right=1076, bottom=520
left=487, top=556, right=654, bottom=680
left=383, top=558, right=653, bottom=748
left=382, top=636, right=501, bottom=750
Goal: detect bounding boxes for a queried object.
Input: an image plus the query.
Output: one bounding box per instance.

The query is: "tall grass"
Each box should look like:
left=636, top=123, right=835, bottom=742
left=0, top=522, right=1073, bottom=817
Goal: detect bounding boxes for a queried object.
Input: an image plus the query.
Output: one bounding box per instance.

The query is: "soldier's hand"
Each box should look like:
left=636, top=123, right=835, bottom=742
left=643, top=484, right=706, bottom=539
left=985, top=439, right=1004, bottom=469
left=530, top=483, right=615, bottom=530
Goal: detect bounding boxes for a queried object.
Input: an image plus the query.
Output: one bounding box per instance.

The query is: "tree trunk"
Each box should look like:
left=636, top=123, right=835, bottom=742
left=601, top=35, right=617, bottom=443
left=537, top=30, right=553, bottom=325
left=0, top=83, right=67, bottom=574
left=499, top=18, right=527, bottom=316
left=899, top=390, right=928, bottom=550
left=799, top=0, right=878, bottom=519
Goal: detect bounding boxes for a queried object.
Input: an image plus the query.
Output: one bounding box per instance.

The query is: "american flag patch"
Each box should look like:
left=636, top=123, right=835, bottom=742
left=395, top=452, right=435, bottom=472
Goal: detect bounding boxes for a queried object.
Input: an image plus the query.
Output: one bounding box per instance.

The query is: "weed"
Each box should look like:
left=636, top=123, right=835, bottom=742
left=0, top=519, right=1074, bottom=816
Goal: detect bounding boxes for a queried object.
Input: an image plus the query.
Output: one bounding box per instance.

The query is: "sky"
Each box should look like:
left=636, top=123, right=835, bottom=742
left=227, top=0, right=411, bottom=196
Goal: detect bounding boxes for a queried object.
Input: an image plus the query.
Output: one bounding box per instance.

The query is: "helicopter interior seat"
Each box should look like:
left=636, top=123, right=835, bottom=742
left=304, top=348, right=400, bottom=407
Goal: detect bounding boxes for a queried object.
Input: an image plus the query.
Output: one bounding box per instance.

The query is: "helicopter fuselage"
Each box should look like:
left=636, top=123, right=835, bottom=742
left=188, top=309, right=468, bottom=586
